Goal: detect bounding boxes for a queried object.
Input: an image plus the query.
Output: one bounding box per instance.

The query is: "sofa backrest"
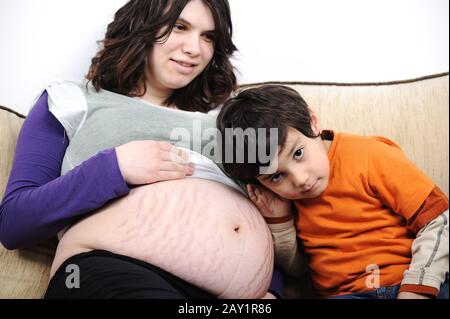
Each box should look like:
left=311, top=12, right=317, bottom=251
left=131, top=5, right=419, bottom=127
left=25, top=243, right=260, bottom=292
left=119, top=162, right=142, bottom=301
left=0, top=106, right=56, bottom=299
left=241, top=73, right=449, bottom=196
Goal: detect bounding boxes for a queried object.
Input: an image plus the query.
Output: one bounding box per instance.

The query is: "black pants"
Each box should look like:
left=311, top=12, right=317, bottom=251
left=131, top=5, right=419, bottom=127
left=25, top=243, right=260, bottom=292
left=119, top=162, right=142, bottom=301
left=44, top=250, right=214, bottom=299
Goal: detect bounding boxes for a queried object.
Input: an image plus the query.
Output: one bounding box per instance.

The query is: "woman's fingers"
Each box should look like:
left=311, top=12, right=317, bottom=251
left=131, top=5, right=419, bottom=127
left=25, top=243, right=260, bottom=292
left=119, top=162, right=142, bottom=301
left=116, top=140, right=196, bottom=185
left=160, top=147, right=191, bottom=164
left=156, top=141, right=176, bottom=151
left=156, top=141, right=189, bottom=157
left=159, top=161, right=194, bottom=174
left=156, top=170, right=189, bottom=181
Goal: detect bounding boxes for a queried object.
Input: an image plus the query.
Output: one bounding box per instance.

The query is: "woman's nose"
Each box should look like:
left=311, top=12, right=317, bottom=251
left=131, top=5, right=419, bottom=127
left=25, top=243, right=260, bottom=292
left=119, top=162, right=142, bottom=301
left=182, top=33, right=201, bottom=57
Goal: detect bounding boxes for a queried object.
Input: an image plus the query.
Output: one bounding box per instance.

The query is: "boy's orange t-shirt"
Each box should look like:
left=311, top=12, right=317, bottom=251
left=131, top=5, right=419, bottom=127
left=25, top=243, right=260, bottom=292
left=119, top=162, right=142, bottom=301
left=294, top=132, right=435, bottom=297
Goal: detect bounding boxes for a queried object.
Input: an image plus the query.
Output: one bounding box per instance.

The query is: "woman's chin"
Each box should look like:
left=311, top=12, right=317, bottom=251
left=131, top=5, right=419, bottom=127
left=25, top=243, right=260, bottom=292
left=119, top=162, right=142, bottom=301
left=167, top=76, right=197, bottom=90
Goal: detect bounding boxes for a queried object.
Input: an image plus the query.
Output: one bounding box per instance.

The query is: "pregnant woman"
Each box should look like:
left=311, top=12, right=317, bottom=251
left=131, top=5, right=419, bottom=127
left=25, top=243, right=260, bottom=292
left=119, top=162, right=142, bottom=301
left=0, top=0, right=275, bottom=298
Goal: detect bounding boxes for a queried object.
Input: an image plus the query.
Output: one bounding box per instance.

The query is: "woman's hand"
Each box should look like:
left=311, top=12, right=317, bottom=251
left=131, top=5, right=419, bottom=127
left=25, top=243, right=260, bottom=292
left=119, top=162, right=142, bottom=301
left=116, top=140, right=194, bottom=185
left=247, top=184, right=292, bottom=218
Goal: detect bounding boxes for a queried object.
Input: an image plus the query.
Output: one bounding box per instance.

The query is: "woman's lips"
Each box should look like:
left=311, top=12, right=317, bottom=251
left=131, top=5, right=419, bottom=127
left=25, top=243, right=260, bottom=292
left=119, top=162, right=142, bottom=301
left=171, top=59, right=197, bottom=74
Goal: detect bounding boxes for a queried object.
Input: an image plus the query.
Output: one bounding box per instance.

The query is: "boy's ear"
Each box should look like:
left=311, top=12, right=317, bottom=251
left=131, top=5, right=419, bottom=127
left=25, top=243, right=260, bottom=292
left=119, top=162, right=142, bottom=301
left=308, top=108, right=322, bottom=135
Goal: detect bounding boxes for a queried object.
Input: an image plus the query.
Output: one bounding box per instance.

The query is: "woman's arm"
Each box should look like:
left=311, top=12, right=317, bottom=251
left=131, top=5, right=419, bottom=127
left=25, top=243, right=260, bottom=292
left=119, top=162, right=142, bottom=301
left=0, top=92, right=130, bottom=249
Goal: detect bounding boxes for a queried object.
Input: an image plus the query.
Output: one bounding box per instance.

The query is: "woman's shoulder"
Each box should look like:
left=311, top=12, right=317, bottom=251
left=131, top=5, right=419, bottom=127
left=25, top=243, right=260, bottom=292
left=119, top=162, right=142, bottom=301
left=44, top=80, right=88, bottom=139
left=45, top=79, right=88, bottom=96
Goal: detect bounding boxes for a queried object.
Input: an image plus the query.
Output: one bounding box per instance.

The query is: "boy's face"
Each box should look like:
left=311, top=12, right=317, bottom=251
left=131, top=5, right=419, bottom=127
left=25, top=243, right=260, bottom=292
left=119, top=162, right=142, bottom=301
left=256, top=126, right=331, bottom=200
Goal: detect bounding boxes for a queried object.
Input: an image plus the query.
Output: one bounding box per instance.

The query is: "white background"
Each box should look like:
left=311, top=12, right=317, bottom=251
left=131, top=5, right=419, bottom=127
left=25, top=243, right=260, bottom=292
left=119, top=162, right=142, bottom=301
left=0, top=0, right=448, bottom=115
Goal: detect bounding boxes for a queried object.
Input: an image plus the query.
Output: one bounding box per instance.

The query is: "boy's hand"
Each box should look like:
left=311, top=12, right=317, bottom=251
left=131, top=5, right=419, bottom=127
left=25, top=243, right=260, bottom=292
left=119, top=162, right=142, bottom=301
left=247, top=184, right=292, bottom=218
left=260, top=292, right=278, bottom=299
left=397, top=291, right=430, bottom=299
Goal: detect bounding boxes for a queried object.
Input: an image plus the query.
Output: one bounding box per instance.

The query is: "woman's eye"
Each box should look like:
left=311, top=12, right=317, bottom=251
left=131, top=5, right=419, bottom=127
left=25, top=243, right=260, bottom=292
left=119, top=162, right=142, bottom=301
left=294, top=148, right=304, bottom=160
left=203, top=33, right=216, bottom=42
left=174, top=24, right=186, bottom=31
left=270, top=173, right=283, bottom=183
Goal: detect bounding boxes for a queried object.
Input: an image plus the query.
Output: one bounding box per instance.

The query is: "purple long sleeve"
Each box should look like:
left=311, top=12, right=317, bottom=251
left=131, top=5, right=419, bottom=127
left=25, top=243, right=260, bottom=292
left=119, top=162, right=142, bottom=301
left=0, top=92, right=130, bottom=249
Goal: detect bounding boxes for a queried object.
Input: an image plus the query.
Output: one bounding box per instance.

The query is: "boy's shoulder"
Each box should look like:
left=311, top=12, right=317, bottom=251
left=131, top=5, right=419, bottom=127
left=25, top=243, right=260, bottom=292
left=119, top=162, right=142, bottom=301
left=337, top=132, right=401, bottom=151
left=333, top=132, right=404, bottom=166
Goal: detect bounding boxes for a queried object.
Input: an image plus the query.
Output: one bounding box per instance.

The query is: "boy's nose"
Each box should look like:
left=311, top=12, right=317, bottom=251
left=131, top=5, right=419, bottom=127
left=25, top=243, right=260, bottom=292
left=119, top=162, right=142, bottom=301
left=293, top=171, right=308, bottom=188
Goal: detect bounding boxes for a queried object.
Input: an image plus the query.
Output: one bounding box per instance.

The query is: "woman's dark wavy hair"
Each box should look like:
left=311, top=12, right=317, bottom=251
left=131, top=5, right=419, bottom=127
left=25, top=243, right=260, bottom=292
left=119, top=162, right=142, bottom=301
left=86, top=0, right=237, bottom=112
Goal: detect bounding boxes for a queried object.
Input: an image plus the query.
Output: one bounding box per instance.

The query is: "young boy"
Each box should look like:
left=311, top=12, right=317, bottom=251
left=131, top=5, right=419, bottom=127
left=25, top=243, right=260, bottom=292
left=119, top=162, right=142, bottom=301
left=216, top=85, right=449, bottom=299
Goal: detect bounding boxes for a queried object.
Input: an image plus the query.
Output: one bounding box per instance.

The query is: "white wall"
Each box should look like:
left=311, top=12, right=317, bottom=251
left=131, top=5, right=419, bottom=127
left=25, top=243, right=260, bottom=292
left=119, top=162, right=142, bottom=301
left=231, top=0, right=449, bottom=83
left=0, top=0, right=448, bottom=115
left=0, top=0, right=127, bottom=114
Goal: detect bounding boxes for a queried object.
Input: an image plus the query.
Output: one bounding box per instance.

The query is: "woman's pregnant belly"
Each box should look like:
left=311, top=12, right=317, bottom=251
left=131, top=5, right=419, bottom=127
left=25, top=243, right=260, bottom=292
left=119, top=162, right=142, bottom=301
left=50, top=178, right=274, bottom=298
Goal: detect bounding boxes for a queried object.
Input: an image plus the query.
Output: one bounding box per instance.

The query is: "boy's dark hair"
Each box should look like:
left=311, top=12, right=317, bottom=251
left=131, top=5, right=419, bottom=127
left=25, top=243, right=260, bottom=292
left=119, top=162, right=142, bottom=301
left=216, top=85, right=318, bottom=183
left=87, top=0, right=237, bottom=113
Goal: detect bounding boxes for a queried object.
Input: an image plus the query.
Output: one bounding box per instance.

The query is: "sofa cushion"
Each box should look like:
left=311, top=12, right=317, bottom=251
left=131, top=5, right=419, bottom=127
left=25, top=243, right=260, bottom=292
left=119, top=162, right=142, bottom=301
left=0, top=106, right=56, bottom=298
left=0, top=106, right=25, bottom=197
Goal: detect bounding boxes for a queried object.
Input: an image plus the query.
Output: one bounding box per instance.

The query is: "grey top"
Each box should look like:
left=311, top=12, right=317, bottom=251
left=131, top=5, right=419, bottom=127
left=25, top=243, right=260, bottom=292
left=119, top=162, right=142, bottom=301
left=46, top=80, right=243, bottom=193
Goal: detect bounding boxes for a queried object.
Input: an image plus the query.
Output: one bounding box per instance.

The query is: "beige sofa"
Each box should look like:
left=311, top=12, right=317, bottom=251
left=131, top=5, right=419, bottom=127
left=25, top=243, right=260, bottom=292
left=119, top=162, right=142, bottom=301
left=1, top=73, right=448, bottom=298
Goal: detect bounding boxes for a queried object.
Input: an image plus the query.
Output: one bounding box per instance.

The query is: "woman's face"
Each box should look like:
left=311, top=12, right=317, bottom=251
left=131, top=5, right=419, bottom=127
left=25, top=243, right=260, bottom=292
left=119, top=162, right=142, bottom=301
left=146, top=0, right=216, bottom=99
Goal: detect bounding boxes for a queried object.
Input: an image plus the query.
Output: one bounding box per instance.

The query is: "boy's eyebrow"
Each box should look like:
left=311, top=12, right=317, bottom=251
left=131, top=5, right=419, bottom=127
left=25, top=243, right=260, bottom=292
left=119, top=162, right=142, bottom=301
left=278, top=137, right=303, bottom=155
left=176, top=17, right=216, bottom=33
left=279, top=138, right=299, bottom=158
